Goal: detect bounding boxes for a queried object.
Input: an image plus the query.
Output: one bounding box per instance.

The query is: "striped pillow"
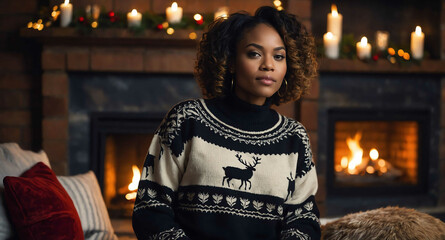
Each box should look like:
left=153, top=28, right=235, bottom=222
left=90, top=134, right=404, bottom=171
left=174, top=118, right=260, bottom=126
left=58, top=171, right=118, bottom=240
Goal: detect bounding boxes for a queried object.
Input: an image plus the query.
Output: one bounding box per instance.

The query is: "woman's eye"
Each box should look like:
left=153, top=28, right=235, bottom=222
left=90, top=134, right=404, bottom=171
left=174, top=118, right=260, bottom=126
left=274, top=55, right=285, bottom=61
left=247, top=52, right=261, bottom=58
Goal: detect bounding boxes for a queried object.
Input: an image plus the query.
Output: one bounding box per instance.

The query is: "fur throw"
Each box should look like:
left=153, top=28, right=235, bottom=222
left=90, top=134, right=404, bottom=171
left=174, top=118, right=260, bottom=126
left=322, top=206, right=445, bottom=240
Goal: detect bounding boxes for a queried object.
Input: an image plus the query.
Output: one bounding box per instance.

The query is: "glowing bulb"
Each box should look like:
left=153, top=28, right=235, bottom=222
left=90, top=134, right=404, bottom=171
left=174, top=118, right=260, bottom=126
left=369, top=148, right=379, bottom=161
left=193, top=14, right=202, bottom=21
left=366, top=166, right=375, bottom=174
left=189, top=32, right=197, bottom=40
left=378, top=159, right=386, bottom=168
left=166, top=27, right=175, bottom=35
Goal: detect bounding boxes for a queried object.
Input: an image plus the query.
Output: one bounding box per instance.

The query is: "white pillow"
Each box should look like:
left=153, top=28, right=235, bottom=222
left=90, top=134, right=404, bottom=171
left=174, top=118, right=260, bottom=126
left=0, top=142, right=51, bottom=240
left=58, top=171, right=118, bottom=240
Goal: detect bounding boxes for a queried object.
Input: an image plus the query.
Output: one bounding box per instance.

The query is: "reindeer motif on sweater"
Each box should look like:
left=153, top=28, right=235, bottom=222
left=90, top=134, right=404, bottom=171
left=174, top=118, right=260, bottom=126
left=222, top=154, right=261, bottom=190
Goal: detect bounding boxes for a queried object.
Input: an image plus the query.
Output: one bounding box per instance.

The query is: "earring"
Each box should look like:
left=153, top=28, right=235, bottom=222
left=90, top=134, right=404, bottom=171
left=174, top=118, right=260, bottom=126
left=277, top=79, right=288, bottom=97
left=231, top=78, right=234, bottom=92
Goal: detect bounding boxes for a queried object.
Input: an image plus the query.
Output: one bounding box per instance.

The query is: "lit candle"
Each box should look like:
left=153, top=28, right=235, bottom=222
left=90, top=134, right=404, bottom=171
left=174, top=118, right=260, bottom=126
left=214, top=6, right=229, bottom=20
left=127, top=9, right=142, bottom=28
left=375, top=31, right=389, bottom=52
left=356, top=36, right=371, bottom=60
left=166, top=2, right=183, bottom=24
left=323, top=32, right=339, bottom=59
left=60, top=0, right=73, bottom=27
left=410, top=26, right=425, bottom=60
left=327, top=4, right=342, bottom=40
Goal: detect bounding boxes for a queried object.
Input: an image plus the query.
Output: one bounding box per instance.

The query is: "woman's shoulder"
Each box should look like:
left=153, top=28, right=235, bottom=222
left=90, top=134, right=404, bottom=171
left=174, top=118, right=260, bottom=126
left=278, top=114, right=310, bottom=139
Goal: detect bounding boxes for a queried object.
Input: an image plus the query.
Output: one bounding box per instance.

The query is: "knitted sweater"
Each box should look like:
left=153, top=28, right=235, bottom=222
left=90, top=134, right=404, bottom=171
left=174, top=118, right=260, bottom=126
left=132, top=95, right=320, bottom=240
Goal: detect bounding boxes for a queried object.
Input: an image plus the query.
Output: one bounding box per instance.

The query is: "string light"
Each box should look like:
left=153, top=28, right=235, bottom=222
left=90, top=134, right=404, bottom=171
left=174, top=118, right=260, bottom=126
left=273, top=0, right=283, bottom=11
left=166, top=27, right=175, bottom=35
left=189, top=32, right=197, bottom=39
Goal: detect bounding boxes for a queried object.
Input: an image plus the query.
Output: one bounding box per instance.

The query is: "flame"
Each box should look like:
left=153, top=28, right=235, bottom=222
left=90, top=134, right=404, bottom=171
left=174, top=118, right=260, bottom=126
left=125, top=165, right=140, bottom=200
left=331, top=4, right=338, bottom=17
left=171, top=2, right=178, bottom=10
left=346, top=132, right=363, bottom=174
left=337, top=132, right=394, bottom=176
left=64, top=0, right=69, bottom=5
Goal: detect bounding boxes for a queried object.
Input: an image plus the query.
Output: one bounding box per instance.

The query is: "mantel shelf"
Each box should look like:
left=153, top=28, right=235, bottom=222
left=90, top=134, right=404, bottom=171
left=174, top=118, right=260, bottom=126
left=319, top=58, right=445, bottom=74
left=20, top=27, right=202, bottom=48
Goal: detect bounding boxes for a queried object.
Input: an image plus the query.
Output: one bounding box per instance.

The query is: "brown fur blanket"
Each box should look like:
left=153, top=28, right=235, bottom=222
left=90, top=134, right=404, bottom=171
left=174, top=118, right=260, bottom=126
left=322, top=206, right=445, bottom=240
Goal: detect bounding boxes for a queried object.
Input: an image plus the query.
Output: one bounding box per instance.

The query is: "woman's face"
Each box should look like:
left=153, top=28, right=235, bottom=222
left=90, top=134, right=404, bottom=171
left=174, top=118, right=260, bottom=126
left=233, top=23, right=287, bottom=106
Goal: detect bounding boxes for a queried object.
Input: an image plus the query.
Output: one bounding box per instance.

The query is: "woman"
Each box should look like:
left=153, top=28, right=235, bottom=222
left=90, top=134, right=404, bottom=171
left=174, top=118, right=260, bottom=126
left=133, top=6, right=320, bottom=240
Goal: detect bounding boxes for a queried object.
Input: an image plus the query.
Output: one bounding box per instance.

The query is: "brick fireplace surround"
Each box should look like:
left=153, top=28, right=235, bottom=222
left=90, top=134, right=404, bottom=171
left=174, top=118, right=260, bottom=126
left=3, top=0, right=445, bottom=223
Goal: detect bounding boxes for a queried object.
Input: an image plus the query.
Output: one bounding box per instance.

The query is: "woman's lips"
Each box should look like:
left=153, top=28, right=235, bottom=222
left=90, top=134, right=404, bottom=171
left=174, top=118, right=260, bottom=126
left=257, top=76, right=276, bottom=86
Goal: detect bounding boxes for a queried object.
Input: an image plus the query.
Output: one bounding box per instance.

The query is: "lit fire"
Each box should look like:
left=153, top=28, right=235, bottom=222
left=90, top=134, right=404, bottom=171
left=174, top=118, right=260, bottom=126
left=336, top=132, right=392, bottom=176
left=125, top=165, right=141, bottom=200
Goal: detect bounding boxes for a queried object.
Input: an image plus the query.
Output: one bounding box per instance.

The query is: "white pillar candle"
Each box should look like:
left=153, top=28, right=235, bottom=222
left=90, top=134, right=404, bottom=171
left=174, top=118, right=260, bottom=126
left=356, top=37, right=371, bottom=60
left=166, top=2, right=183, bottom=24
left=410, top=26, right=425, bottom=60
left=60, top=0, right=73, bottom=27
left=127, top=9, right=142, bottom=28
left=327, top=4, right=342, bottom=41
left=214, top=6, right=229, bottom=20
left=323, top=32, right=339, bottom=59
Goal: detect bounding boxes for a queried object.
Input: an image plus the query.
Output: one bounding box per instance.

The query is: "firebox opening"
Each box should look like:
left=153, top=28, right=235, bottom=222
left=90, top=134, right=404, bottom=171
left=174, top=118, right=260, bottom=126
left=334, top=121, right=418, bottom=187
left=327, top=108, right=430, bottom=197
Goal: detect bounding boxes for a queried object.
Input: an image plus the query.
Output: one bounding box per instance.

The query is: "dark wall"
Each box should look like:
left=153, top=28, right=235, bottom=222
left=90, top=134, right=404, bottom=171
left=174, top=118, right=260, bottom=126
left=0, top=0, right=43, bottom=150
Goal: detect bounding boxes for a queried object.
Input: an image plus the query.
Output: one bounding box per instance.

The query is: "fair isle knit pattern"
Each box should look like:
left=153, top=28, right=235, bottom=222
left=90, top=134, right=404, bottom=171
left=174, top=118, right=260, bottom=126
left=133, top=96, right=321, bottom=240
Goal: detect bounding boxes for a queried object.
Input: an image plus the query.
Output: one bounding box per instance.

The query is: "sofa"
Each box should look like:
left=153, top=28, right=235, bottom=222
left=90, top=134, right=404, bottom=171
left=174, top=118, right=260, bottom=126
left=0, top=143, right=119, bottom=240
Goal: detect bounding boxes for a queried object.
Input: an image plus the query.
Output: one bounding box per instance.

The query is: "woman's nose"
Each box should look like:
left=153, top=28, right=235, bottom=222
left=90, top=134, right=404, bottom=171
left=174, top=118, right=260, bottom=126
left=260, top=56, right=274, bottom=71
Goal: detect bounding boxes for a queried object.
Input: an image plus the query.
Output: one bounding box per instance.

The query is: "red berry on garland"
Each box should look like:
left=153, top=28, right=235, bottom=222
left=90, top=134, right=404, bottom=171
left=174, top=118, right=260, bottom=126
left=108, top=11, right=115, bottom=18
left=196, top=19, right=204, bottom=25
left=156, top=24, right=163, bottom=30
left=78, top=16, right=85, bottom=23
left=110, top=16, right=117, bottom=23
left=372, top=54, right=379, bottom=61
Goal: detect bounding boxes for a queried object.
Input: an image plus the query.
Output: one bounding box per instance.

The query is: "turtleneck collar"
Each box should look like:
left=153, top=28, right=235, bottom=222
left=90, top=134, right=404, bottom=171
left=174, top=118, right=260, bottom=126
left=203, top=93, right=279, bottom=131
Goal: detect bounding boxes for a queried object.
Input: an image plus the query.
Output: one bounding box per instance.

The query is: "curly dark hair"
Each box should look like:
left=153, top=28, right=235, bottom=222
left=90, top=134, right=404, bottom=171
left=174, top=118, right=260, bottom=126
left=194, top=6, right=318, bottom=105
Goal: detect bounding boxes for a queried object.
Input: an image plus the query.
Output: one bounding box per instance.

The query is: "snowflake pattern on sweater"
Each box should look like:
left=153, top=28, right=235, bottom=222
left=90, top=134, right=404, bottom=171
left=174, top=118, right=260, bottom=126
left=133, top=97, right=320, bottom=240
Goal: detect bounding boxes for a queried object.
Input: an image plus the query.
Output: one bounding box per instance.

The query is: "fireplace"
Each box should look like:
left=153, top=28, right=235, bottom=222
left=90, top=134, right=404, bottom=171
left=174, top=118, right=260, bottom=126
left=327, top=108, right=429, bottom=196
left=67, top=72, right=200, bottom=217
left=90, top=112, right=163, bottom=217
left=318, top=72, right=441, bottom=216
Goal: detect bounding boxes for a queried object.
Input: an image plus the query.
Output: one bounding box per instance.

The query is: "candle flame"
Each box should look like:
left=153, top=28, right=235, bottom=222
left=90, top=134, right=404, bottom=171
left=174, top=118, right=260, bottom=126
left=326, top=32, right=334, bottom=39
left=415, top=26, right=422, bottom=35
left=331, top=4, right=338, bottom=16
left=194, top=14, right=203, bottom=21
left=172, top=2, right=178, bottom=10
left=360, top=37, right=368, bottom=46
left=64, top=0, right=69, bottom=5
left=131, top=9, right=138, bottom=16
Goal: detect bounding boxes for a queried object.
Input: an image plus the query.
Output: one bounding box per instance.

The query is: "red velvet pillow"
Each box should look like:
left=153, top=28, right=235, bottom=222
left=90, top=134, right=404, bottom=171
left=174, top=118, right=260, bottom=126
left=3, top=162, right=84, bottom=240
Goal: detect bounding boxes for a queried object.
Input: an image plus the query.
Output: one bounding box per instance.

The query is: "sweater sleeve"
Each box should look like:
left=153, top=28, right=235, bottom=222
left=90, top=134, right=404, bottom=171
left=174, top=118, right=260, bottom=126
left=280, top=125, right=321, bottom=240
left=132, top=103, right=191, bottom=240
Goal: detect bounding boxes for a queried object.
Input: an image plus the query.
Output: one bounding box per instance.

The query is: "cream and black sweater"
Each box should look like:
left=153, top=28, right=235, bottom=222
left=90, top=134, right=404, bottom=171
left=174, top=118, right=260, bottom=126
left=132, top=95, right=320, bottom=240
